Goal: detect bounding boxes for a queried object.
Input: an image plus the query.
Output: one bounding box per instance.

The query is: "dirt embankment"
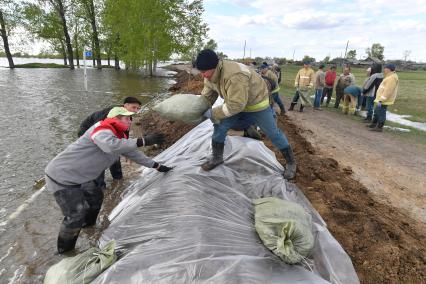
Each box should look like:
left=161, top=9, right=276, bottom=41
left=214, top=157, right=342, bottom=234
left=139, top=67, right=426, bottom=284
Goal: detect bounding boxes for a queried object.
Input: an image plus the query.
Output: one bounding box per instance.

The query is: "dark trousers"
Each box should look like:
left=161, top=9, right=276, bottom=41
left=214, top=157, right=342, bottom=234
left=334, top=88, right=344, bottom=108
left=53, top=181, right=104, bottom=251
left=321, top=87, right=333, bottom=105
left=212, top=107, right=290, bottom=150
left=95, top=159, right=123, bottom=189
left=372, top=104, right=388, bottom=126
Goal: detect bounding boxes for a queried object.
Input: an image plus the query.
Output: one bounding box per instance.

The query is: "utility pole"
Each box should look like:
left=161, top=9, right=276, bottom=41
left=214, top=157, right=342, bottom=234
left=292, top=49, right=295, bottom=61
left=342, top=40, right=349, bottom=69
left=243, top=40, right=246, bottom=60
left=250, top=48, right=252, bottom=59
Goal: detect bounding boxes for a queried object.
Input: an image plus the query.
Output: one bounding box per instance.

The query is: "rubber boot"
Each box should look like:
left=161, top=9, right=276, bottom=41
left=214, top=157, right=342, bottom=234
left=288, top=102, right=296, bottom=111
left=244, top=126, right=261, bottom=140
left=299, top=105, right=304, bottom=112
left=370, top=122, right=384, bottom=132
left=281, top=147, right=297, bottom=179
left=363, top=115, right=372, bottom=123
left=201, top=142, right=224, bottom=171
left=57, top=227, right=80, bottom=254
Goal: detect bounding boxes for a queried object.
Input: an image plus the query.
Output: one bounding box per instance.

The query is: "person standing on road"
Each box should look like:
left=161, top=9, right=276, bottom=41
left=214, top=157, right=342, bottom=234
left=260, top=63, right=286, bottom=115
left=77, top=97, right=142, bottom=188
left=313, top=64, right=326, bottom=110
left=321, top=65, right=337, bottom=107
left=289, top=61, right=315, bottom=112
left=45, top=107, right=171, bottom=254
left=194, top=49, right=297, bottom=179
left=334, top=66, right=355, bottom=108
left=362, top=64, right=383, bottom=123
left=368, top=64, right=399, bottom=132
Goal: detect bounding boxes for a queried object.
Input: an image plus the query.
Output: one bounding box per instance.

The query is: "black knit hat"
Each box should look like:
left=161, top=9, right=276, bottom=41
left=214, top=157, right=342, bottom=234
left=195, top=49, right=219, bottom=71
left=123, top=97, right=142, bottom=105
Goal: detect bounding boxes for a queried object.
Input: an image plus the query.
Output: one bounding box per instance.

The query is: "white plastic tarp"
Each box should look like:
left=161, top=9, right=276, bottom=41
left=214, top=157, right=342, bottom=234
left=93, top=119, right=359, bottom=284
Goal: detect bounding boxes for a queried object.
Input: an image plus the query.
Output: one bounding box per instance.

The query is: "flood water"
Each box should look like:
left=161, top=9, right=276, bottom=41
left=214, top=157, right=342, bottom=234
left=0, top=60, right=175, bottom=282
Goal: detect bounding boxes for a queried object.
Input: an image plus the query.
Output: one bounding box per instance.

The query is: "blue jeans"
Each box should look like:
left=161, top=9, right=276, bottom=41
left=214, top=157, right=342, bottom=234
left=373, top=104, right=387, bottom=124
left=231, top=116, right=255, bottom=131
left=212, top=107, right=290, bottom=150
left=272, top=92, right=285, bottom=110
left=314, top=89, right=323, bottom=108
left=365, top=96, right=375, bottom=119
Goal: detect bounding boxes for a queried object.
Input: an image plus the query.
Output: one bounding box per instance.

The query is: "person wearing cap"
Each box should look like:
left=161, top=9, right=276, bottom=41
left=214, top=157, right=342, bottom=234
left=321, top=65, right=337, bottom=107
left=194, top=49, right=297, bottom=179
left=77, top=97, right=143, bottom=187
left=260, top=63, right=286, bottom=115
left=368, top=63, right=399, bottom=132
left=334, top=66, right=355, bottom=108
left=45, top=107, right=171, bottom=253
left=289, top=61, right=315, bottom=112
left=313, top=64, right=326, bottom=110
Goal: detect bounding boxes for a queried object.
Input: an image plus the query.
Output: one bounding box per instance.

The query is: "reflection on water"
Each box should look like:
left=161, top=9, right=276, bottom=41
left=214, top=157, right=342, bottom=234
left=0, top=66, right=174, bottom=282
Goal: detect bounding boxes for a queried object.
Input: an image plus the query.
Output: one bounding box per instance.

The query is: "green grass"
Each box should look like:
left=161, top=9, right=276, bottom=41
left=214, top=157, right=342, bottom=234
left=279, top=64, right=426, bottom=123
left=14, top=63, right=68, bottom=68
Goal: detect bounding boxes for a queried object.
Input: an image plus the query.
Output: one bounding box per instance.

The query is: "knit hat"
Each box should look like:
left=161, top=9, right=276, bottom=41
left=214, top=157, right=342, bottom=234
left=384, top=63, right=396, bottom=71
left=195, top=49, right=219, bottom=71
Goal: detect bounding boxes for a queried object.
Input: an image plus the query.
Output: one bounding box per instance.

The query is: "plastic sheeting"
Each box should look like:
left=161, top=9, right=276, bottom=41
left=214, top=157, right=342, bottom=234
left=93, top=119, right=360, bottom=284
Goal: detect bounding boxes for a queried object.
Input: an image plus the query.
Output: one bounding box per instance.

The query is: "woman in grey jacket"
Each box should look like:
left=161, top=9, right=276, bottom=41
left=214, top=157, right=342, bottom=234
left=45, top=107, right=172, bottom=253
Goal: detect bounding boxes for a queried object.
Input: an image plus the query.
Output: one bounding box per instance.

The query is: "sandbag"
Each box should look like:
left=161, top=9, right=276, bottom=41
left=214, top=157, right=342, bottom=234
left=253, top=197, right=314, bottom=264
left=153, top=94, right=210, bottom=124
left=44, top=240, right=116, bottom=284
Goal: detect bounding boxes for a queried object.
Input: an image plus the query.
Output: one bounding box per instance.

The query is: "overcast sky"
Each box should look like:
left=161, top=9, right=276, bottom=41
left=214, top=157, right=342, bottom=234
left=203, top=0, right=426, bottom=62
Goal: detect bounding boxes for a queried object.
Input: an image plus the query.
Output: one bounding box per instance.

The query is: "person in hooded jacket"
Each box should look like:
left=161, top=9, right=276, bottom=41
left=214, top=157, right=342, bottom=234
left=45, top=107, right=171, bottom=254
left=362, top=63, right=383, bottom=122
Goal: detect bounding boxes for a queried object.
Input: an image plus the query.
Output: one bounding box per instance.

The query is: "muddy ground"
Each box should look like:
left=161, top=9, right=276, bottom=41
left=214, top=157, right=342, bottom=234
left=135, top=66, right=426, bottom=284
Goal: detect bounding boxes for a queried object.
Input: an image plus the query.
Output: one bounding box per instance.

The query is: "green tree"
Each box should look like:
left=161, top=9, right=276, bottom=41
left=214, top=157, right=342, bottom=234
left=0, top=0, right=20, bottom=68
left=203, top=39, right=217, bottom=50
left=323, top=56, right=330, bottom=63
left=104, top=0, right=207, bottom=75
left=22, top=3, right=70, bottom=65
left=346, top=49, right=356, bottom=59
left=75, top=0, right=102, bottom=68
left=302, top=55, right=316, bottom=63
left=366, top=43, right=384, bottom=60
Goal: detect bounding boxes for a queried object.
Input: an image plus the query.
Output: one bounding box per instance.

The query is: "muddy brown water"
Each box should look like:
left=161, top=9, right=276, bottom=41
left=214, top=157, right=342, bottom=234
left=0, top=66, right=175, bottom=282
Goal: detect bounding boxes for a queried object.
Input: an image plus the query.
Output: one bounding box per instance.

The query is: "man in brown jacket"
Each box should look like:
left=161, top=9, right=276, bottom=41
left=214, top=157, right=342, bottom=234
left=289, top=61, right=315, bottom=112
left=195, top=49, right=297, bottom=179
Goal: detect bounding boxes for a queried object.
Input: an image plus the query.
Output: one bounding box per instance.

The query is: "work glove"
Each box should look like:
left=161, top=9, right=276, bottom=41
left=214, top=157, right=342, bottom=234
left=153, top=162, right=173, bottom=172
left=377, top=101, right=382, bottom=108
left=203, top=108, right=212, bottom=119
left=137, top=133, right=165, bottom=147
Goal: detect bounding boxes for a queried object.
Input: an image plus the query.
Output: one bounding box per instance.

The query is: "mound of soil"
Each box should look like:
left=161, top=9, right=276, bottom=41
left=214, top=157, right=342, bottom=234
left=143, top=65, right=426, bottom=284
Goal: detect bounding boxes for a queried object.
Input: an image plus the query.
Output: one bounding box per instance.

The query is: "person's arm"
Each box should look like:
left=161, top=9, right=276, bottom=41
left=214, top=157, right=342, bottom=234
left=320, top=72, right=326, bottom=87
left=91, top=130, right=139, bottom=154
left=211, top=74, right=249, bottom=121
left=362, top=74, right=377, bottom=94
left=201, top=79, right=219, bottom=106
left=309, top=70, right=315, bottom=88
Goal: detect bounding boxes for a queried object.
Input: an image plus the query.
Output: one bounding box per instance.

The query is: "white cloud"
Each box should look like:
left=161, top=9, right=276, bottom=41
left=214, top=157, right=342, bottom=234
left=203, top=0, right=426, bottom=61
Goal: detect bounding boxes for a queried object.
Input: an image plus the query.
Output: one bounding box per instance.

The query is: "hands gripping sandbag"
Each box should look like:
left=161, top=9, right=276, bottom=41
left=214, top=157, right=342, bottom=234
left=153, top=94, right=210, bottom=124
left=253, top=197, right=314, bottom=264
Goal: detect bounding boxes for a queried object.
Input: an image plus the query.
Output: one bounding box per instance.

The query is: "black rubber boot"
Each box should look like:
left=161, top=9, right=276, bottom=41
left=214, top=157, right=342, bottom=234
left=370, top=122, right=384, bottom=132
left=288, top=103, right=296, bottom=111
left=299, top=105, right=304, bottom=112
left=244, top=126, right=261, bottom=140
left=363, top=116, right=372, bottom=123
left=281, top=147, right=297, bottom=179
left=57, top=227, right=80, bottom=254
left=201, top=142, right=224, bottom=171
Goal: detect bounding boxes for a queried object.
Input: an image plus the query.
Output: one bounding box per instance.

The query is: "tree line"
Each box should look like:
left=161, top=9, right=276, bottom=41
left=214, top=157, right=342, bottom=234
left=0, top=0, right=207, bottom=74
